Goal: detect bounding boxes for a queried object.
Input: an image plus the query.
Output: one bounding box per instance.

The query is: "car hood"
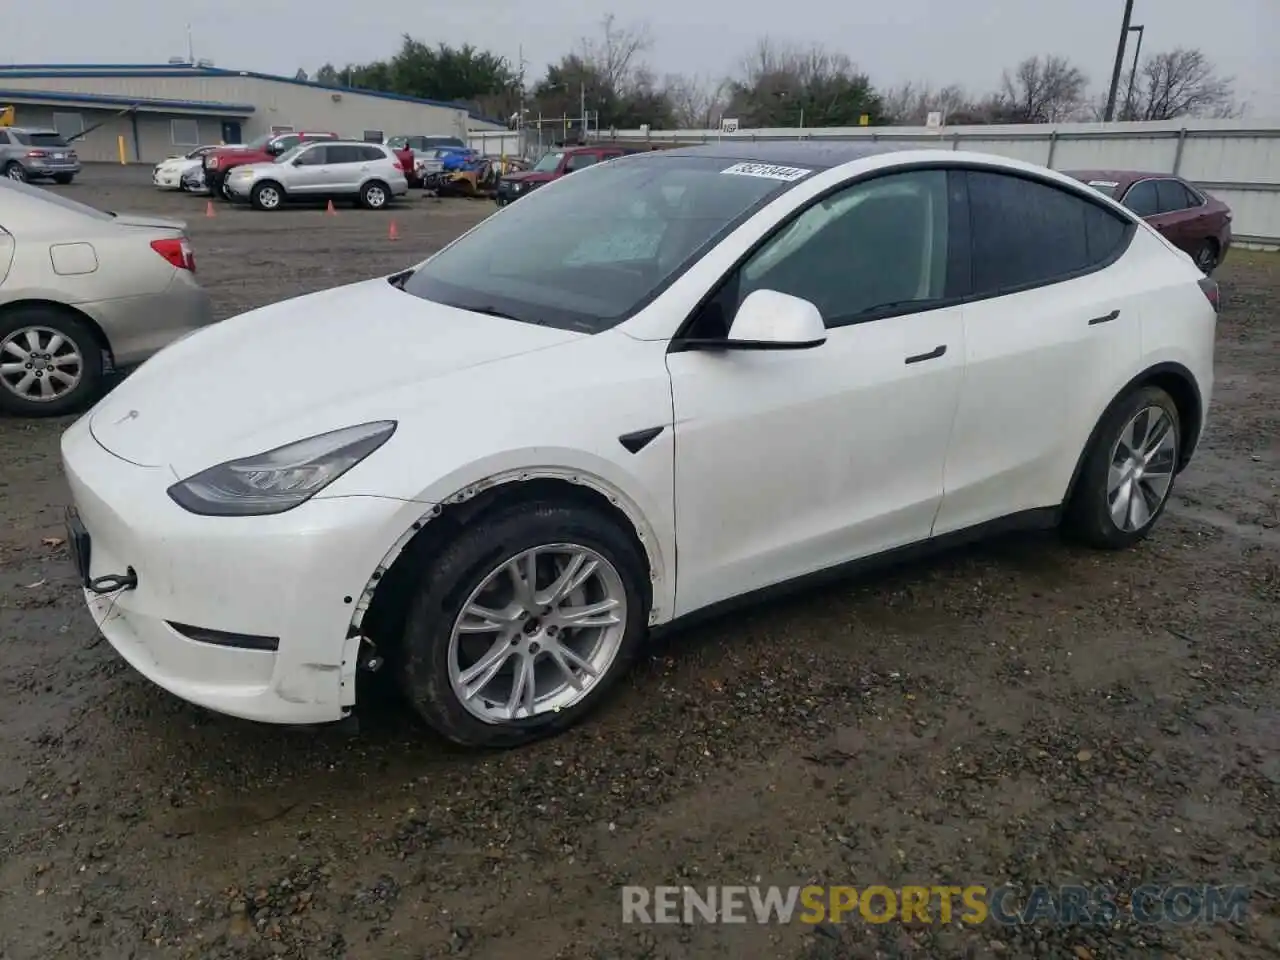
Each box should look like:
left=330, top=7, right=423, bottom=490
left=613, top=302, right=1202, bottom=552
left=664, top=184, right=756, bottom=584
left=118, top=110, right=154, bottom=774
left=504, top=171, right=551, bottom=183
left=87, top=277, right=584, bottom=474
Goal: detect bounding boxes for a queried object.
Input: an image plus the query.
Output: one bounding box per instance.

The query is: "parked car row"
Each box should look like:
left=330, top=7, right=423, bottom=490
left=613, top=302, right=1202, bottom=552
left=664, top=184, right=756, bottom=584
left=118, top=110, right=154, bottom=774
left=53, top=142, right=1219, bottom=751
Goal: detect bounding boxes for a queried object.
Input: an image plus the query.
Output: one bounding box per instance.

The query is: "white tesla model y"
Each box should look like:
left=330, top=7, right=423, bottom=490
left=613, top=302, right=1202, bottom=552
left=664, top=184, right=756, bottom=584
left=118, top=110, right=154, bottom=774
left=61, top=142, right=1217, bottom=747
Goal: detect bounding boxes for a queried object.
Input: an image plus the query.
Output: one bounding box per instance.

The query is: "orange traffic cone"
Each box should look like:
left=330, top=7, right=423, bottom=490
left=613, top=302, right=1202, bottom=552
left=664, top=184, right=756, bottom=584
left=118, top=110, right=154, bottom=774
left=205, top=200, right=216, bottom=218
left=325, top=199, right=336, bottom=215
left=388, top=220, right=399, bottom=241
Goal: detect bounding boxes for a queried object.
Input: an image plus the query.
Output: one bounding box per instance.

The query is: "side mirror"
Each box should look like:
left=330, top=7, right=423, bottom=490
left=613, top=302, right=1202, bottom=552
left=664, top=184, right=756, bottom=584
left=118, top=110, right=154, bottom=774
left=678, top=289, right=826, bottom=352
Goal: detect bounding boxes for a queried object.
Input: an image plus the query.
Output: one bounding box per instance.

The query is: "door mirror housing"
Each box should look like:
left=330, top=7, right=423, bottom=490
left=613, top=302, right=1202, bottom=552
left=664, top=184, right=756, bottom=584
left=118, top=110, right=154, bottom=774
left=676, top=289, right=827, bottom=352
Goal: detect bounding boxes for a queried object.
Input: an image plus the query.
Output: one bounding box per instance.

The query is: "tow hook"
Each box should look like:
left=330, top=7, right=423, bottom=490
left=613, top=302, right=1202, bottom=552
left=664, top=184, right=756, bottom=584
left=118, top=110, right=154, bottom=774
left=356, top=638, right=383, bottom=674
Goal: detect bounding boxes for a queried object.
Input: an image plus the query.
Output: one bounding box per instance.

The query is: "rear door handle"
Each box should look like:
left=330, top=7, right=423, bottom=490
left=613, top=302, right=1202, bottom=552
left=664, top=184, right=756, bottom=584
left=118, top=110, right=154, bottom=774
left=1088, top=309, right=1120, bottom=326
left=905, top=344, right=946, bottom=364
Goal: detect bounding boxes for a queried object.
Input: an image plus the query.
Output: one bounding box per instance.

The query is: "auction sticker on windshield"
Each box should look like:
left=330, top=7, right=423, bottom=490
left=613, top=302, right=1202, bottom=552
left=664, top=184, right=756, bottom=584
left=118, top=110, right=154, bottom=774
left=721, top=162, right=812, bottom=182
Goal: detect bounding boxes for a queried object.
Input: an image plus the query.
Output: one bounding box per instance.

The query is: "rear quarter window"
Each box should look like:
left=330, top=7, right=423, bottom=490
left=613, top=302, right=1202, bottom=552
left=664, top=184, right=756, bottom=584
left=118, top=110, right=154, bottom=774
left=966, top=170, right=1131, bottom=295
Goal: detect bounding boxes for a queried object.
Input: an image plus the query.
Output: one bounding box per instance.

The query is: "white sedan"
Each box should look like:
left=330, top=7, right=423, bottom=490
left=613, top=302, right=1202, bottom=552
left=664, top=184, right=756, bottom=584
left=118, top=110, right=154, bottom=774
left=61, top=143, right=1217, bottom=748
left=151, top=145, right=227, bottom=190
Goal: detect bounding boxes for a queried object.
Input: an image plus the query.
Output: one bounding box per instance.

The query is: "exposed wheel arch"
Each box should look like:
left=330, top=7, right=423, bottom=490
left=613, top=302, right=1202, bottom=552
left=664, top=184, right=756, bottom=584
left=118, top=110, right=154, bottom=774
left=1061, top=361, right=1203, bottom=510
left=352, top=474, right=663, bottom=670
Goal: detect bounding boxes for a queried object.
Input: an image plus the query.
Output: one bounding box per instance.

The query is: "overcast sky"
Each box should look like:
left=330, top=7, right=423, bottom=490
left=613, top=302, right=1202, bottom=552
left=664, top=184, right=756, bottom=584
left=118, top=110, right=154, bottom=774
left=4, top=0, right=1277, bottom=118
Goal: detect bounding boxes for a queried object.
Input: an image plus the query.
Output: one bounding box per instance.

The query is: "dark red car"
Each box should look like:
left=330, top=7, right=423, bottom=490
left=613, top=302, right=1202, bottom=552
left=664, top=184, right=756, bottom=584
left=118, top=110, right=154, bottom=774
left=1064, top=170, right=1232, bottom=274
left=494, top=144, right=646, bottom=206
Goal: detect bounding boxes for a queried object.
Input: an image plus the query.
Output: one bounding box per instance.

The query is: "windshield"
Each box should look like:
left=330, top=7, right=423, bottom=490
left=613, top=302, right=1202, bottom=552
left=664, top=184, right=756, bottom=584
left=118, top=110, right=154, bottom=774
left=244, top=133, right=275, bottom=150
left=274, top=144, right=306, bottom=164
left=387, top=136, right=408, bottom=149
left=399, top=154, right=808, bottom=332
left=533, top=152, right=564, bottom=173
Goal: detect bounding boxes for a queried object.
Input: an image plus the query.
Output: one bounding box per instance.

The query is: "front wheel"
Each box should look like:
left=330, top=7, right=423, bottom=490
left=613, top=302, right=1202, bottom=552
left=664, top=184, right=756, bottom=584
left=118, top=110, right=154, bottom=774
left=250, top=181, right=284, bottom=211
left=1193, top=240, right=1219, bottom=275
left=0, top=307, right=104, bottom=417
left=1062, top=385, right=1181, bottom=549
left=399, top=501, right=650, bottom=748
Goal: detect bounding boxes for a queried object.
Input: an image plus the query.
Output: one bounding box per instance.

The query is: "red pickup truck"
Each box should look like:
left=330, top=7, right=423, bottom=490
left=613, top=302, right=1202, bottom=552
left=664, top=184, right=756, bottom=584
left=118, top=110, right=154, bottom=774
left=203, top=132, right=416, bottom=200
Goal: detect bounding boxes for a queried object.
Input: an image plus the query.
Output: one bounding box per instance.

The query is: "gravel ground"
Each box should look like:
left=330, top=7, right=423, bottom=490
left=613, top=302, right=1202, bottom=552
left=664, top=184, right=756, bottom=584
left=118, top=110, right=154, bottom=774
left=0, top=165, right=1277, bottom=960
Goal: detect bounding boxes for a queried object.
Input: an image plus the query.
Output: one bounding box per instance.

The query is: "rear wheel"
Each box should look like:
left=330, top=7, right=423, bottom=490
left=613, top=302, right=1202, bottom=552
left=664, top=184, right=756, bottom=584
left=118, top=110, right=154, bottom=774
left=399, top=501, right=650, bottom=748
left=250, top=181, right=284, bottom=211
left=0, top=307, right=104, bottom=417
left=360, top=180, right=389, bottom=209
left=4, top=162, right=26, bottom=183
left=1063, top=385, right=1181, bottom=549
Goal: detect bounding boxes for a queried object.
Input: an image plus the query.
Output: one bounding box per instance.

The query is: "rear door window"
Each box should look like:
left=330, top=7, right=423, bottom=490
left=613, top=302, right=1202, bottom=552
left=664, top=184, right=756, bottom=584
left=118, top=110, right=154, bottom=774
left=1156, top=179, right=1194, bottom=214
left=326, top=145, right=365, bottom=164
left=1121, top=180, right=1160, bottom=217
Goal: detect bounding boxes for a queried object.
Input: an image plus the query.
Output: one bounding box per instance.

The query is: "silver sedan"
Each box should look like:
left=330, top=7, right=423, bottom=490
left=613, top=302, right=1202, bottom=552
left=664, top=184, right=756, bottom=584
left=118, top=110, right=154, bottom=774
left=0, top=179, right=215, bottom=416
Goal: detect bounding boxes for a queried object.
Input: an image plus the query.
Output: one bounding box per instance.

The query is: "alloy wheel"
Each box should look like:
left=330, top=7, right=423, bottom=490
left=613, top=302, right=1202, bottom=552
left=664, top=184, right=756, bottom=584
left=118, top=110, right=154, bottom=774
left=447, top=544, right=627, bottom=723
left=0, top=326, right=84, bottom=402
left=366, top=186, right=386, bottom=208
left=1106, top=405, right=1178, bottom=532
left=257, top=186, right=280, bottom=209
left=5, top=164, right=26, bottom=182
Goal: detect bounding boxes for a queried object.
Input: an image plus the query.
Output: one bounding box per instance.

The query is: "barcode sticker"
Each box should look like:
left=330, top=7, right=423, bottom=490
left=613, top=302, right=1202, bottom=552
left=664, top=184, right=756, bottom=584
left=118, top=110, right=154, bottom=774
left=721, top=162, right=812, bottom=182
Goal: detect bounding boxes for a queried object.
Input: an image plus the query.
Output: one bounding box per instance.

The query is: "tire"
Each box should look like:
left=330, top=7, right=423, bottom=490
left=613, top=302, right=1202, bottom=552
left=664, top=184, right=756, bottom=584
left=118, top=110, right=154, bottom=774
left=360, top=180, right=390, bottom=210
left=250, top=181, right=284, bottom=211
left=52, top=173, right=74, bottom=185
left=1062, top=385, right=1181, bottom=550
left=0, top=306, right=104, bottom=417
left=399, top=500, right=650, bottom=748
left=1193, top=240, right=1218, bottom=275
left=4, top=162, right=27, bottom=183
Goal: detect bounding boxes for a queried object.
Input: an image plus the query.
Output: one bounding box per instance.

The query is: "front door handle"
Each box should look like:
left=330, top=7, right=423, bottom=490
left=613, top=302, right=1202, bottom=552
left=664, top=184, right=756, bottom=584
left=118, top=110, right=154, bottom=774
left=1088, top=309, right=1120, bottom=326
left=905, top=344, right=946, bottom=365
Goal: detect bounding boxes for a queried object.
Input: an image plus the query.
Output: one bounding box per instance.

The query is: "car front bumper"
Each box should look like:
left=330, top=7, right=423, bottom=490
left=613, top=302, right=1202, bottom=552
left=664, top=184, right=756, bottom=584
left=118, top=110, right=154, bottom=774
left=60, top=417, right=412, bottom=724
left=79, top=270, right=217, bottom=368
left=153, top=169, right=184, bottom=189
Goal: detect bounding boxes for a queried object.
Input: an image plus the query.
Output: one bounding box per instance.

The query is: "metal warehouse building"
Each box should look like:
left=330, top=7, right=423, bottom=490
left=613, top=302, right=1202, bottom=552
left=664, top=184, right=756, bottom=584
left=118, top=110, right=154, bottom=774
left=0, top=63, right=502, bottom=163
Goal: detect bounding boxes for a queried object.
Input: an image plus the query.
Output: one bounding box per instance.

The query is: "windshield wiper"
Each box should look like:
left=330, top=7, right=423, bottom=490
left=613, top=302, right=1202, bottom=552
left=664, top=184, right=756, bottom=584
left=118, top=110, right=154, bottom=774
left=459, top=304, right=525, bottom=322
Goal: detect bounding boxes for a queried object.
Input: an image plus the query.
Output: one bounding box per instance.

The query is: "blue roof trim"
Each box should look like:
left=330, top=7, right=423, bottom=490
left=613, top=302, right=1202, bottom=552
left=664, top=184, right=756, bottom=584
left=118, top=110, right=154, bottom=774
left=0, top=64, right=505, bottom=124
left=0, top=88, right=255, bottom=113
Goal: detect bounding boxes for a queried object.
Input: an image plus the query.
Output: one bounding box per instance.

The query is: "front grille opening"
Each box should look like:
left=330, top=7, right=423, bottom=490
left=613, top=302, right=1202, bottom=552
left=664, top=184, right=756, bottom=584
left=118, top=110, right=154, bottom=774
left=167, top=622, right=279, bottom=651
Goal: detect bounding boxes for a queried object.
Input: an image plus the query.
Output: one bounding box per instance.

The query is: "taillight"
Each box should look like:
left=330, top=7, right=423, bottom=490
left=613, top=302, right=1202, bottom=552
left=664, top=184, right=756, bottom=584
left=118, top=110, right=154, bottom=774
left=1198, top=276, right=1219, bottom=311
left=151, top=237, right=196, bottom=273
left=392, top=159, right=404, bottom=171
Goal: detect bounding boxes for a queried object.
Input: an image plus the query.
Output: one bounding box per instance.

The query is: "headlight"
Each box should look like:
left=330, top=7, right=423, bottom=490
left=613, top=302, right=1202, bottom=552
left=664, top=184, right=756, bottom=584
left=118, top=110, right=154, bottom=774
left=167, top=421, right=396, bottom=516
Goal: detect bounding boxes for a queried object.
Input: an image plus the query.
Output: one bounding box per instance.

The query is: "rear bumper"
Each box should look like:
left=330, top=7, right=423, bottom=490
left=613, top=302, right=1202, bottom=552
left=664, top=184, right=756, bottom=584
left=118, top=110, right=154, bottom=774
left=26, top=161, right=80, bottom=177
left=79, top=274, right=216, bottom=367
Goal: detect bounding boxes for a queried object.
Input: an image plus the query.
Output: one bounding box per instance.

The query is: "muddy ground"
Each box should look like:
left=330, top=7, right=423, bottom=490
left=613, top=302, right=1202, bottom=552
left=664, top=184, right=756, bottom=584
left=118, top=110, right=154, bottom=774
left=0, top=165, right=1277, bottom=960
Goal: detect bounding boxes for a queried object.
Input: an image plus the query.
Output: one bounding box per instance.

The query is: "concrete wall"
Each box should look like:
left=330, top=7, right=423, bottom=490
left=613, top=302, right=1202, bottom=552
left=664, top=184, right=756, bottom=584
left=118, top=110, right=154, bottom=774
left=586, top=119, right=1280, bottom=247
left=0, top=73, right=481, bottom=159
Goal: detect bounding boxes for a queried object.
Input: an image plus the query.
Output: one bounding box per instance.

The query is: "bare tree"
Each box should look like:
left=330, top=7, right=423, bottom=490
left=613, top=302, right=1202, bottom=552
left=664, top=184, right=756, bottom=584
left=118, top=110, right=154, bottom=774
left=1124, top=48, right=1238, bottom=120
left=998, top=54, right=1088, bottom=122
left=727, top=40, right=882, bottom=127
left=881, top=81, right=974, bottom=125
left=580, top=14, right=652, bottom=97
left=663, top=73, right=727, bottom=128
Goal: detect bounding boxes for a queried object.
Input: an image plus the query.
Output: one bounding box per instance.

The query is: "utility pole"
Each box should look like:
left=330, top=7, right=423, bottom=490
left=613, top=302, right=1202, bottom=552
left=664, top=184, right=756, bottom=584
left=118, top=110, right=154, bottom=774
left=580, top=81, right=587, bottom=143
left=186, top=24, right=195, bottom=64
left=1123, top=24, right=1145, bottom=120
left=517, top=44, right=526, bottom=156
left=1103, top=0, right=1135, bottom=122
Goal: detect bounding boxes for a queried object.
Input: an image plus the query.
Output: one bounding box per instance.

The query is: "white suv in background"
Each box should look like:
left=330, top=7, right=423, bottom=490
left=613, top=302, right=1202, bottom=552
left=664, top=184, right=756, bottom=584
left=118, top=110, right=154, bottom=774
left=224, top=140, right=409, bottom=211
